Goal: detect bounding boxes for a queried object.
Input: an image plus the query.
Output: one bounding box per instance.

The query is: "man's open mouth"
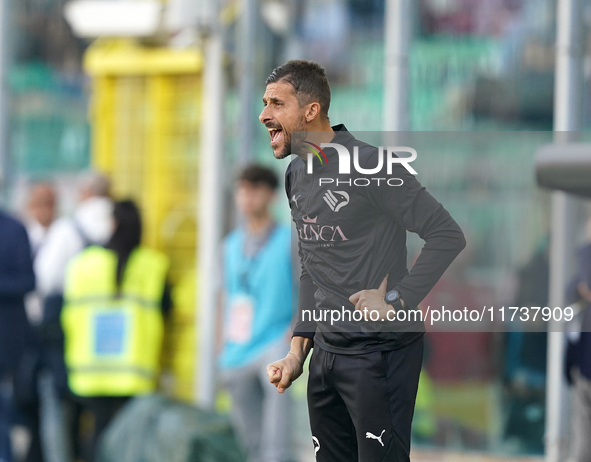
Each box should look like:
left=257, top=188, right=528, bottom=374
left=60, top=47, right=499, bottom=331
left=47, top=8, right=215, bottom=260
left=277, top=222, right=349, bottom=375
left=268, top=127, right=283, bottom=145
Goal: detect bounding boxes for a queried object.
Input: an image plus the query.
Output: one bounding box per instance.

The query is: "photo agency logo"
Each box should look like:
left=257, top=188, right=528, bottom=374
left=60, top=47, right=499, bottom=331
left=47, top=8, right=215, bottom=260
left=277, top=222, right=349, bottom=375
left=303, top=142, right=418, bottom=187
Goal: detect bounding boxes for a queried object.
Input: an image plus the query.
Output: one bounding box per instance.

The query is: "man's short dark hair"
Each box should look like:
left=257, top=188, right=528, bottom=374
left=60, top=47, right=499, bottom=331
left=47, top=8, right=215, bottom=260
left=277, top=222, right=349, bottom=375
left=238, top=164, right=279, bottom=190
left=265, top=60, right=331, bottom=120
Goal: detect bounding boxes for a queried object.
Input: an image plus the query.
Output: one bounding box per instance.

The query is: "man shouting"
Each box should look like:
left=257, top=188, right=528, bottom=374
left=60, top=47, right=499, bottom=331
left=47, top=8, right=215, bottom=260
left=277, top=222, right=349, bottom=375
left=262, top=60, right=466, bottom=462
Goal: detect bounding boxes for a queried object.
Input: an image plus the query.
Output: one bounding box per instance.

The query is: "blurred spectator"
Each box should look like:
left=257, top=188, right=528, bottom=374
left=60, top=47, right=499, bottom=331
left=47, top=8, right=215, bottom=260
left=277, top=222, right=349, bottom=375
left=0, top=209, right=36, bottom=462
left=565, top=223, right=591, bottom=462
left=11, top=183, right=57, bottom=462
left=24, top=181, right=57, bottom=324
left=33, top=173, right=113, bottom=462
left=502, top=240, right=548, bottom=454
left=35, top=173, right=113, bottom=299
left=218, top=165, right=294, bottom=462
left=25, top=182, right=56, bottom=261
left=61, top=200, right=170, bottom=462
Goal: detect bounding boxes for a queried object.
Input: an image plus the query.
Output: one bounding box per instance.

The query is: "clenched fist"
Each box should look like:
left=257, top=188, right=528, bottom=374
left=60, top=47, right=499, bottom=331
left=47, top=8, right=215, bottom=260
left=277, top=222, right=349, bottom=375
left=266, top=353, right=304, bottom=393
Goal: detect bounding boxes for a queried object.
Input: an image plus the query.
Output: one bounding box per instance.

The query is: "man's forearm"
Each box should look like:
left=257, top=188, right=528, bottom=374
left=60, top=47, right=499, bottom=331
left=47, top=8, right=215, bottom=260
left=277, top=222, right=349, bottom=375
left=292, top=270, right=317, bottom=337
left=395, top=210, right=466, bottom=309
left=290, top=336, right=313, bottom=362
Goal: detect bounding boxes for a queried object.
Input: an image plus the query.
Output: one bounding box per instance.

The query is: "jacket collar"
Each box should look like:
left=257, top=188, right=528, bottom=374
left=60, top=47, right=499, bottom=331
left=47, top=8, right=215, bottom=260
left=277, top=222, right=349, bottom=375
left=330, top=124, right=355, bottom=146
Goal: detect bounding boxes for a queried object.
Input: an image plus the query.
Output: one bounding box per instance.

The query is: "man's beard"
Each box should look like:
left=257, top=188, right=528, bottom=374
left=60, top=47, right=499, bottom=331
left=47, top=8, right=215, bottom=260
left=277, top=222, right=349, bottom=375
left=275, top=119, right=306, bottom=160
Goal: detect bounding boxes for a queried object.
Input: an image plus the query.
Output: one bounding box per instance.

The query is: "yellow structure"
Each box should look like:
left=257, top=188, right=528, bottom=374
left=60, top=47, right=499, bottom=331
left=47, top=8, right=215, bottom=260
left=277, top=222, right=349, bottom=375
left=84, top=38, right=202, bottom=400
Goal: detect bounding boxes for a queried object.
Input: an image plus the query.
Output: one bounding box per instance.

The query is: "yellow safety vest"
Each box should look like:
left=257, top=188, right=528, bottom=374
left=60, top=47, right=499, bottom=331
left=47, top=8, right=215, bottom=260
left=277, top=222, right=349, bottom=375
left=61, top=245, right=169, bottom=397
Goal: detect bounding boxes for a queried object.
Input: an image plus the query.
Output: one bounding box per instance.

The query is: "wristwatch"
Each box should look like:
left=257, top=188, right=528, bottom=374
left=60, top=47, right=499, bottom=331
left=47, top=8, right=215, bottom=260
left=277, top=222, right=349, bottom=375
left=384, top=289, right=404, bottom=311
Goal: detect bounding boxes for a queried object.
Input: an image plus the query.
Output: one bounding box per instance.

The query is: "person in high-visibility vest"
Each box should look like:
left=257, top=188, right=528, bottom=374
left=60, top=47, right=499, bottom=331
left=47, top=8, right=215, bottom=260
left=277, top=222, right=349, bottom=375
left=61, top=200, right=170, bottom=461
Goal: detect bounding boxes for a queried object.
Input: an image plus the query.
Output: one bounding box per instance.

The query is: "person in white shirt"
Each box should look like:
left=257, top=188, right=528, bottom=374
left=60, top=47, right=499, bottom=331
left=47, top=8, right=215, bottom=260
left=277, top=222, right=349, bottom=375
left=25, top=182, right=56, bottom=259
left=33, top=172, right=114, bottom=462
left=23, top=182, right=57, bottom=325
left=35, top=173, right=114, bottom=298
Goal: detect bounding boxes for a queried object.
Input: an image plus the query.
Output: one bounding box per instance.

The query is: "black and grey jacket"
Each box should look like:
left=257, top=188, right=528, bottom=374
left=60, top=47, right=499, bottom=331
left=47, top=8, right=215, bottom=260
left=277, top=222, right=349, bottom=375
left=287, top=124, right=466, bottom=354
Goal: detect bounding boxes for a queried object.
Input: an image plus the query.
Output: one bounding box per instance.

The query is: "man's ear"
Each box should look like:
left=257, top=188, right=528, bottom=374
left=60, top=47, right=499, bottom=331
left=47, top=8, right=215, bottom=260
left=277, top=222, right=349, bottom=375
left=305, top=102, right=321, bottom=123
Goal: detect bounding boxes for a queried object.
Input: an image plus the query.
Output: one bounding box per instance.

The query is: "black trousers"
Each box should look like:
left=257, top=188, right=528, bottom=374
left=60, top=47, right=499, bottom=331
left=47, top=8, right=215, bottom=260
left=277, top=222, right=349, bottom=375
left=74, top=395, right=129, bottom=462
left=307, top=336, right=424, bottom=462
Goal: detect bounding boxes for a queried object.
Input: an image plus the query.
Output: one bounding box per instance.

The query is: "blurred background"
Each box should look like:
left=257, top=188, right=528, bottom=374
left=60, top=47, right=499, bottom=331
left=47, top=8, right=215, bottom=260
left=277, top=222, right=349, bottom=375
left=2, top=0, right=591, bottom=461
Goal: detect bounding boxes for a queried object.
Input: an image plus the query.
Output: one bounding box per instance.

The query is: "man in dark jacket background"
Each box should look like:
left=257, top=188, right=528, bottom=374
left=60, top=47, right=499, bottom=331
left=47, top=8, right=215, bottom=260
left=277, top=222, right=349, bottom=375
left=566, top=237, right=591, bottom=462
left=0, top=209, right=36, bottom=462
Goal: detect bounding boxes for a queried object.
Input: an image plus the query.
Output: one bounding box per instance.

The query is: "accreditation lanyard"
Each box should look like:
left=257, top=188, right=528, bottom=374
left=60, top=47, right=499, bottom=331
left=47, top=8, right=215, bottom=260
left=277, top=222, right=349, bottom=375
left=237, top=223, right=277, bottom=296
